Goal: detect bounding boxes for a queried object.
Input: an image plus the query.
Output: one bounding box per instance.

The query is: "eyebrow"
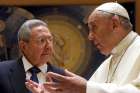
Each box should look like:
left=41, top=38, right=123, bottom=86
left=88, top=20, right=97, bottom=26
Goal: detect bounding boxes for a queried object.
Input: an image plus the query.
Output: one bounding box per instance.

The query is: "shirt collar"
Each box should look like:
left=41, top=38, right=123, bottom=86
left=111, top=31, right=137, bottom=56
left=22, top=56, right=48, bottom=73
left=39, top=64, right=48, bottom=73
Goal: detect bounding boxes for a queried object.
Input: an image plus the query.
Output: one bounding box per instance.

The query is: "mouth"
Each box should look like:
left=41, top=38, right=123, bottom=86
left=42, top=52, right=50, bottom=56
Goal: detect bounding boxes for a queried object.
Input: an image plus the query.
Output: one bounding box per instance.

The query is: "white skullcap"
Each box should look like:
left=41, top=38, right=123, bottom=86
left=95, top=2, right=130, bottom=20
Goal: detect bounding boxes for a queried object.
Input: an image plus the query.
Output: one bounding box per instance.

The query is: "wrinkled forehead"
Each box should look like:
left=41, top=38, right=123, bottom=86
left=88, top=10, right=102, bottom=24
left=31, top=25, right=49, bottom=31
left=31, top=25, right=51, bottom=35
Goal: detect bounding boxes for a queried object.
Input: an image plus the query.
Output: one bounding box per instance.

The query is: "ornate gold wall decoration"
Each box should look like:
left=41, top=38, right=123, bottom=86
left=40, top=14, right=92, bottom=75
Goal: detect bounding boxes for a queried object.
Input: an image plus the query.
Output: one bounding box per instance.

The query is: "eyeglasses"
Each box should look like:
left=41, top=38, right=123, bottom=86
left=32, top=36, right=53, bottom=47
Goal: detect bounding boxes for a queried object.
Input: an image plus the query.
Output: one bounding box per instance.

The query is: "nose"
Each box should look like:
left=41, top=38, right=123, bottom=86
left=43, top=41, right=53, bottom=54
left=45, top=40, right=52, bottom=47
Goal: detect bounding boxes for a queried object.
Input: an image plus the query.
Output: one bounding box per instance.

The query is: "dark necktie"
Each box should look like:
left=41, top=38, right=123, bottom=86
left=28, top=66, right=41, bottom=83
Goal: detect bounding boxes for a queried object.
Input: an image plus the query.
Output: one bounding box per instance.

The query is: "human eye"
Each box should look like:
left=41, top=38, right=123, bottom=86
left=90, top=23, right=98, bottom=34
left=88, top=22, right=96, bottom=32
left=47, top=36, right=53, bottom=42
left=38, top=38, right=46, bottom=44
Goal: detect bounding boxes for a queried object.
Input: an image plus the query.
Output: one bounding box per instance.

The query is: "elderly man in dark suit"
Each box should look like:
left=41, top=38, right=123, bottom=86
left=0, top=19, right=65, bottom=93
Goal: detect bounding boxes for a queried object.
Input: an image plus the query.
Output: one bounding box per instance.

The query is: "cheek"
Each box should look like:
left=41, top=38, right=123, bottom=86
left=31, top=46, right=43, bottom=55
left=98, top=27, right=110, bottom=40
left=31, top=50, right=43, bottom=62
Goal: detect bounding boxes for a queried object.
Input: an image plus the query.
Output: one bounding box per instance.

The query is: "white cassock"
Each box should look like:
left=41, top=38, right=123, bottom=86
left=87, top=31, right=140, bottom=93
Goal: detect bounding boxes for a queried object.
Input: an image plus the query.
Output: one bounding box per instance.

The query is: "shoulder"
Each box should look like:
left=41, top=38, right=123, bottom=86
left=0, top=60, right=17, bottom=71
left=0, top=60, right=15, bottom=67
left=127, top=35, right=140, bottom=54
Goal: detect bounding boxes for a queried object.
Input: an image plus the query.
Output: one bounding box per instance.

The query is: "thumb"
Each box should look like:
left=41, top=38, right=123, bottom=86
left=64, top=69, right=76, bottom=77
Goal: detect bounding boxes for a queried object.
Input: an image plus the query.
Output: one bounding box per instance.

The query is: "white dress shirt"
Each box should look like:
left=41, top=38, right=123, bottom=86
left=22, top=56, right=48, bottom=84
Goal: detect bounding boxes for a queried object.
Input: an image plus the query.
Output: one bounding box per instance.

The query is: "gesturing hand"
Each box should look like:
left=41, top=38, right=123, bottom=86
left=25, top=80, right=45, bottom=93
left=44, top=69, right=87, bottom=93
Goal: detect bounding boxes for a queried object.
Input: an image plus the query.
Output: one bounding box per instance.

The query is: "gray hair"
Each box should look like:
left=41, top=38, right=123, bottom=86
left=18, top=19, right=48, bottom=42
left=119, top=16, right=132, bottom=31
left=98, top=10, right=132, bottom=31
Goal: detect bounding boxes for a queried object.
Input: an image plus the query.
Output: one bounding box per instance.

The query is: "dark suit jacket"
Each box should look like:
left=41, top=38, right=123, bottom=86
left=0, top=58, right=65, bottom=93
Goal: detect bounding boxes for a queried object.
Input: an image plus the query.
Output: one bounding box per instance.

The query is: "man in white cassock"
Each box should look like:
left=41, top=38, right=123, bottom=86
left=25, top=2, right=140, bottom=93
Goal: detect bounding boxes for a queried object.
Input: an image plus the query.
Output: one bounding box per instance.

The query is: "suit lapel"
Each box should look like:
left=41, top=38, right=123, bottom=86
left=47, top=63, right=53, bottom=72
left=47, top=62, right=65, bottom=75
left=9, top=58, right=28, bottom=93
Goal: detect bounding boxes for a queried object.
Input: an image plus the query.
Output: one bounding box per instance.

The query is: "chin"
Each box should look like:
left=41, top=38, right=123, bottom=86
left=43, top=58, right=49, bottom=63
left=100, top=51, right=110, bottom=56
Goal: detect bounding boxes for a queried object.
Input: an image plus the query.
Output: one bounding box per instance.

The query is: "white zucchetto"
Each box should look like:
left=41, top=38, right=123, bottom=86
left=95, top=2, right=130, bottom=20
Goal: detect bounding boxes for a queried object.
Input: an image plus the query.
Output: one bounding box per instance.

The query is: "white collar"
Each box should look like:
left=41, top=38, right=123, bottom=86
left=111, top=31, right=138, bottom=56
left=22, top=56, right=47, bottom=73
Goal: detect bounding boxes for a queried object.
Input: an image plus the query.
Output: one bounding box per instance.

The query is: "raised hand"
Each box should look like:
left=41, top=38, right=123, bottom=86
left=44, top=69, right=87, bottom=93
left=25, top=79, right=45, bottom=93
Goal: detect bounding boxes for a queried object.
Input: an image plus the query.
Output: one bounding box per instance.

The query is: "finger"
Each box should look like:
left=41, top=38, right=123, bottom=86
left=43, top=82, right=60, bottom=88
left=44, top=85, right=62, bottom=93
left=64, top=69, right=75, bottom=77
left=25, top=81, right=43, bottom=93
left=25, top=82, right=35, bottom=92
left=46, top=72, right=66, bottom=82
left=25, top=82, right=30, bottom=89
left=45, top=73, right=53, bottom=82
left=26, top=80, right=39, bottom=88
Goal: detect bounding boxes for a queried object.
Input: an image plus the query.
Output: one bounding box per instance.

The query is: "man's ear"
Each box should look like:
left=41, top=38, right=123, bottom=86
left=112, top=15, right=120, bottom=30
left=19, top=40, right=27, bottom=52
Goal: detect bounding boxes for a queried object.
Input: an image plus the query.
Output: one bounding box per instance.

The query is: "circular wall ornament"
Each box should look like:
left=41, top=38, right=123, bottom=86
left=40, top=14, right=92, bottom=75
